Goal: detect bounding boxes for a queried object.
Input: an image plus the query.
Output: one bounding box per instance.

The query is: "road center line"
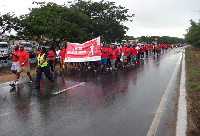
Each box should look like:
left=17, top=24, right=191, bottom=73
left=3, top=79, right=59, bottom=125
left=53, top=82, right=85, bottom=95
left=147, top=55, right=182, bottom=136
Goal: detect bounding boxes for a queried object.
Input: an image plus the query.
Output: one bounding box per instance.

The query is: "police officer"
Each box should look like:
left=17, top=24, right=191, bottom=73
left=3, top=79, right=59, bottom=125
left=35, top=47, right=54, bottom=89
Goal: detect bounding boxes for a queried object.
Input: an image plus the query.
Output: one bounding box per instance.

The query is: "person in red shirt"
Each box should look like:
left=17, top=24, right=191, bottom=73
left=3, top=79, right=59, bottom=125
left=109, top=45, right=117, bottom=71
left=48, top=48, right=55, bottom=72
left=165, top=44, right=168, bottom=52
left=120, top=44, right=128, bottom=69
left=114, top=45, right=120, bottom=67
left=149, top=44, right=153, bottom=54
left=161, top=44, right=165, bottom=53
left=60, top=46, right=67, bottom=70
left=140, top=45, right=145, bottom=59
left=36, top=46, right=41, bottom=57
left=126, top=45, right=131, bottom=65
left=130, top=45, right=137, bottom=64
left=145, top=45, right=149, bottom=58
left=155, top=45, right=160, bottom=56
left=5, top=45, right=20, bottom=75
left=10, top=45, right=33, bottom=86
left=101, top=44, right=109, bottom=72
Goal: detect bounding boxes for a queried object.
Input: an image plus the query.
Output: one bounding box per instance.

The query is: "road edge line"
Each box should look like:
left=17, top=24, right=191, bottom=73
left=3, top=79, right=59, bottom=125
left=176, top=49, right=187, bottom=136
left=147, top=52, right=182, bottom=136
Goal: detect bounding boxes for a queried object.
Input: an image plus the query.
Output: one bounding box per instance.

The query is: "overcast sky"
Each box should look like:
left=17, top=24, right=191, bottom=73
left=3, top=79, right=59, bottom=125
left=1, top=0, right=200, bottom=38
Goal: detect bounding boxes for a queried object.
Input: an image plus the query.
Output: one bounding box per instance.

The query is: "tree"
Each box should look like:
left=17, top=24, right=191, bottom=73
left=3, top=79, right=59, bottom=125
left=185, top=19, right=200, bottom=47
left=71, top=0, right=134, bottom=43
left=0, top=13, right=20, bottom=35
left=18, top=2, right=92, bottom=47
left=138, top=35, right=185, bottom=44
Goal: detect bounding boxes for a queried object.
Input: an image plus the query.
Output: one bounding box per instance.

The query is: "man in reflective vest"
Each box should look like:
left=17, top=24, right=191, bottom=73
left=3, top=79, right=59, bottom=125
left=35, top=47, right=54, bottom=89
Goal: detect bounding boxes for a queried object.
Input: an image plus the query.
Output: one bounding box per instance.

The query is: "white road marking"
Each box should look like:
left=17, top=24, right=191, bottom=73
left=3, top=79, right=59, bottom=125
left=53, top=82, right=85, bottom=95
left=176, top=50, right=187, bottom=136
left=147, top=55, right=182, bottom=136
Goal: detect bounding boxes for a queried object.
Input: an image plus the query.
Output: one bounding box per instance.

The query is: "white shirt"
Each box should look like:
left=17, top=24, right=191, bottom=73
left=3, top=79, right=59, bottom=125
left=56, top=50, right=60, bottom=59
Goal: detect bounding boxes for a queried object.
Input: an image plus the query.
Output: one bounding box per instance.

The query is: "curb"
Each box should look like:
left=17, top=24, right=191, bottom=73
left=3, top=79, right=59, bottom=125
left=176, top=48, right=187, bottom=136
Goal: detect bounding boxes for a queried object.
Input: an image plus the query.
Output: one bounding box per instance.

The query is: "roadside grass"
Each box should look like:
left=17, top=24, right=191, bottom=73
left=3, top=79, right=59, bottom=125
left=185, top=46, right=200, bottom=135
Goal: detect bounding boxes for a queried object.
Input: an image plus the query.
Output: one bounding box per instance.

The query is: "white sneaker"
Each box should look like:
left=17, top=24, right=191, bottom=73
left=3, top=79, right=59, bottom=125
left=13, top=80, right=20, bottom=85
left=29, top=81, right=34, bottom=84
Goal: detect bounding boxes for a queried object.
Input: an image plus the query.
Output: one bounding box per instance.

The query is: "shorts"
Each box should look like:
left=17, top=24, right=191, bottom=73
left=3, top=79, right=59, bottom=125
left=101, top=58, right=108, bottom=65
left=131, top=56, right=136, bottom=61
left=11, top=61, right=19, bottom=71
left=121, top=56, right=127, bottom=63
left=17, top=64, right=30, bottom=73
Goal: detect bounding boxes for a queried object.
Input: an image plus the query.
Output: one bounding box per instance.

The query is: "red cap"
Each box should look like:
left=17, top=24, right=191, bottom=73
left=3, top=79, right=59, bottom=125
left=14, top=45, right=19, bottom=48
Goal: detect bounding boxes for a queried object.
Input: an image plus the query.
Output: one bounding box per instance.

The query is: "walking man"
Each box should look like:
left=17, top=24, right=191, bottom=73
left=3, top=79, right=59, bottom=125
left=11, top=44, right=34, bottom=86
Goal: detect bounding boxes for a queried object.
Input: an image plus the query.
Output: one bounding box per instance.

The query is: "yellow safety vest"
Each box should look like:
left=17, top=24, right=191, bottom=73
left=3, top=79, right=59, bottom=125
left=37, top=53, right=48, bottom=68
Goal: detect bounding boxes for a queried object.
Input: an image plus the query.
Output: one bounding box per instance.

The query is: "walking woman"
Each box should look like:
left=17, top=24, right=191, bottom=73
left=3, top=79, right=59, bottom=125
left=35, top=47, right=54, bottom=89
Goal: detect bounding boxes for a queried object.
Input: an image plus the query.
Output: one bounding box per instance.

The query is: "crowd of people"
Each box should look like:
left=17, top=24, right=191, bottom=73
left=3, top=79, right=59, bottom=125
left=40, top=43, right=177, bottom=73
left=6, top=43, right=178, bottom=89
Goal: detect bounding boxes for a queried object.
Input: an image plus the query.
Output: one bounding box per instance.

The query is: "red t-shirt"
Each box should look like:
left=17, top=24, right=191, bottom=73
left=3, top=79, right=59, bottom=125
left=48, top=51, right=54, bottom=60
left=37, top=51, right=40, bottom=57
left=114, top=48, right=119, bottom=58
left=145, top=46, right=149, bottom=51
left=109, top=50, right=117, bottom=60
left=140, top=46, right=145, bottom=52
left=12, top=49, right=20, bottom=62
left=120, top=47, right=127, bottom=56
left=130, top=48, right=137, bottom=56
left=18, top=50, right=29, bottom=66
left=60, top=49, right=66, bottom=59
left=155, top=46, right=159, bottom=51
left=101, top=47, right=108, bottom=58
left=126, top=48, right=131, bottom=56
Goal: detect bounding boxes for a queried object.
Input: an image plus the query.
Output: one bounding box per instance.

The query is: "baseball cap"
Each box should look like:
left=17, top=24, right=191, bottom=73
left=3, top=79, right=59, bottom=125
left=14, top=45, right=19, bottom=48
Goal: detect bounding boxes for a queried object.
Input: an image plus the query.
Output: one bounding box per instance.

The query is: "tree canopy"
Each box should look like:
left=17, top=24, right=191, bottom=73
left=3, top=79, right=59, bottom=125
left=0, top=13, right=20, bottom=35
left=139, top=36, right=185, bottom=44
left=185, top=19, right=200, bottom=47
left=71, top=0, right=134, bottom=43
left=18, top=2, right=93, bottom=43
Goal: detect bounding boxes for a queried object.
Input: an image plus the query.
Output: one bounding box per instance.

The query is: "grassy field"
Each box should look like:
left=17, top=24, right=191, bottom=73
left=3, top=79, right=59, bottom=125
left=185, top=46, right=200, bottom=135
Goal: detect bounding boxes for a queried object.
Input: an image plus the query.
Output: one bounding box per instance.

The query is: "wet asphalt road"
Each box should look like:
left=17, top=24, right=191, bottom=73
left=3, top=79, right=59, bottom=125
left=0, top=47, right=184, bottom=136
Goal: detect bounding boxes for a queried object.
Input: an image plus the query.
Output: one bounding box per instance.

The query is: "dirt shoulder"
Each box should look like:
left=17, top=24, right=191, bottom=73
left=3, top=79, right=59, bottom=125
left=185, top=46, right=200, bottom=135
left=0, top=64, right=61, bottom=83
